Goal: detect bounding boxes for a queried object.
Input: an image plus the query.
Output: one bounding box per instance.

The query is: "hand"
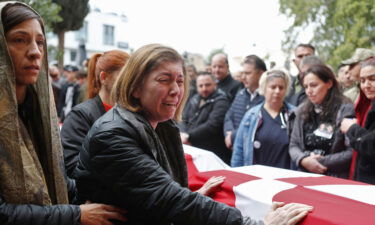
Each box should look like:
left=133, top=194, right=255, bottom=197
left=196, top=176, right=225, bottom=196
left=340, top=118, right=357, bottom=134
left=264, top=202, right=313, bottom=225
left=80, top=203, right=127, bottom=225
left=225, top=132, right=233, bottom=149
left=180, top=132, right=191, bottom=145
left=309, top=152, right=324, bottom=160
left=300, top=156, right=327, bottom=174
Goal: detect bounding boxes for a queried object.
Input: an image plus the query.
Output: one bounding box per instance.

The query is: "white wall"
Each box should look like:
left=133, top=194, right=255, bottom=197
left=47, top=6, right=129, bottom=67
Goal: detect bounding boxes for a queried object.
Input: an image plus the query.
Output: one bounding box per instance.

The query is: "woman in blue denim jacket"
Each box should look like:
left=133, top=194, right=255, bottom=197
left=232, top=70, right=295, bottom=169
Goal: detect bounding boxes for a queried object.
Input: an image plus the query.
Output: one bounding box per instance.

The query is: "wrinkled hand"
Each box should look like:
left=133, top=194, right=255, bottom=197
left=340, top=118, right=357, bottom=134
left=180, top=132, right=191, bottom=145
left=196, top=176, right=225, bottom=196
left=80, top=203, right=127, bottom=225
left=301, top=155, right=327, bottom=174
left=264, top=202, right=313, bottom=225
left=225, top=132, right=233, bottom=149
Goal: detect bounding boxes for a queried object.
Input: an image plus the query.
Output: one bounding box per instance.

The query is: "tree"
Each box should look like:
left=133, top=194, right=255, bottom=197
left=279, top=0, right=375, bottom=68
left=0, top=0, right=61, bottom=31
left=52, top=0, right=89, bottom=68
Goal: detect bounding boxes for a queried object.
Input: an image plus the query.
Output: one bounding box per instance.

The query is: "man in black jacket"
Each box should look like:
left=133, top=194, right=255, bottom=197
left=180, top=73, right=231, bottom=163
left=57, top=65, right=81, bottom=122
left=211, top=53, right=242, bottom=102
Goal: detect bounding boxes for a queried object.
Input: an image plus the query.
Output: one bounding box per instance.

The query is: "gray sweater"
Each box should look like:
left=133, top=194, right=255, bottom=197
left=289, top=102, right=355, bottom=178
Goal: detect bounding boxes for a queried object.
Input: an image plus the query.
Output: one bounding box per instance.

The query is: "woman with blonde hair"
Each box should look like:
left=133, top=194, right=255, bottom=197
left=61, top=50, right=130, bottom=177
left=74, top=44, right=312, bottom=225
left=232, top=70, right=295, bottom=168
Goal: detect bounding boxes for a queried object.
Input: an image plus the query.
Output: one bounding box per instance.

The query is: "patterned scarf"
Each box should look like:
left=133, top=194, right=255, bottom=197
left=0, top=1, right=69, bottom=205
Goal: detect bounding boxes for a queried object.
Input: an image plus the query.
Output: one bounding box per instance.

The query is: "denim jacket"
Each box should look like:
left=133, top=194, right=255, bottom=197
left=231, top=102, right=295, bottom=167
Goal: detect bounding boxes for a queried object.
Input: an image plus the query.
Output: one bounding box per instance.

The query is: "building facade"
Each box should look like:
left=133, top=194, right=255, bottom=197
left=47, top=6, right=129, bottom=67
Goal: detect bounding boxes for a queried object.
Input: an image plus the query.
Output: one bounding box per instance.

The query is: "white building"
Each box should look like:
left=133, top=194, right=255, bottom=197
left=47, top=5, right=129, bottom=67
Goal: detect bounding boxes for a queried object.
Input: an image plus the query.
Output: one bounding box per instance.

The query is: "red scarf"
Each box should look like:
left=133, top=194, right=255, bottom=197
left=349, top=90, right=372, bottom=179
left=102, top=102, right=113, bottom=112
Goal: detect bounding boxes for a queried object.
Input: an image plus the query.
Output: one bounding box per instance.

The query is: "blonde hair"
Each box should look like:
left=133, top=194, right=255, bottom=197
left=113, top=44, right=188, bottom=121
left=258, top=69, right=291, bottom=96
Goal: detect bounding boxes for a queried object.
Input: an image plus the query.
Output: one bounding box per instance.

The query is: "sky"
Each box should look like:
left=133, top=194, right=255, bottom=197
left=90, top=0, right=311, bottom=70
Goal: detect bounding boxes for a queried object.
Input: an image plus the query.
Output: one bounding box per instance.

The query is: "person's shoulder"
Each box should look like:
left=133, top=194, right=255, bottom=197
left=245, top=103, right=263, bottom=116
left=241, top=103, right=262, bottom=124
left=90, top=107, right=131, bottom=135
left=231, top=88, right=248, bottom=104
left=338, top=99, right=355, bottom=115
left=71, top=97, right=104, bottom=116
left=229, top=76, right=241, bottom=87
left=72, top=97, right=97, bottom=110
left=235, top=88, right=247, bottom=97
left=213, top=89, right=230, bottom=102
left=293, top=101, right=308, bottom=116
left=285, top=102, right=297, bottom=110
left=339, top=96, right=355, bottom=108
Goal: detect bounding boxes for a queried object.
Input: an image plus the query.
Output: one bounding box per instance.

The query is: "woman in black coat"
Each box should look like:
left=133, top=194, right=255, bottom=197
left=74, top=44, right=312, bottom=225
left=61, top=50, right=130, bottom=177
left=341, top=58, right=375, bottom=184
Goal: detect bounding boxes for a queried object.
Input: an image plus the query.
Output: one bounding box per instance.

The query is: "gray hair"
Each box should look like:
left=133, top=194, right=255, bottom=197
left=258, top=69, right=291, bottom=97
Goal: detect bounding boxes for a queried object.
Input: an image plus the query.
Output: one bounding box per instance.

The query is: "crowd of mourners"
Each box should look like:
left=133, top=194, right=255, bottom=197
left=1, top=1, right=375, bottom=225
left=179, top=44, right=375, bottom=185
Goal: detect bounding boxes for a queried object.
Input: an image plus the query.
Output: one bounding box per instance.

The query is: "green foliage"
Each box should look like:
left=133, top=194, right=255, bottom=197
left=279, top=0, right=375, bottom=68
left=51, top=0, right=89, bottom=68
left=0, top=0, right=62, bottom=31
left=51, top=0, right=89, bottom=33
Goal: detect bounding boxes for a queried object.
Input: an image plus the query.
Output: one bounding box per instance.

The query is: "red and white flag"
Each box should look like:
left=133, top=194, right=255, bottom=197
left=184, top=145, right=375, bottom=225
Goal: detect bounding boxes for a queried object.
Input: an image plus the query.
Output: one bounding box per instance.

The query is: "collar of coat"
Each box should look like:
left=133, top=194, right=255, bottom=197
left=115, top=106, right=189, bottom=187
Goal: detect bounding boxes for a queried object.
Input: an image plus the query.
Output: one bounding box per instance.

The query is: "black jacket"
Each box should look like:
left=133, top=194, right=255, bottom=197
left=0, top=177, right=80, bottom=225
left=57, top=82, right=81, bottom=122
left=73, top=106, right=245, bottom=225
left=61, top=95, right=106, bottom=178
left=180, top=90, right=231, bottom=164
left=217, top=75, right=242, bottom=102
left=347, top=101, right=375, bottom=184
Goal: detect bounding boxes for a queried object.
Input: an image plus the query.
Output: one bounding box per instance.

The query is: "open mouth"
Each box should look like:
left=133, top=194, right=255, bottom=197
left=163, top=103, right=177, bottom=107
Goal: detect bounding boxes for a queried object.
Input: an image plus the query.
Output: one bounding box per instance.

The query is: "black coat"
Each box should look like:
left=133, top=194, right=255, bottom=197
left=217, top=75, right=242, bottom=102
left=0, top=178, right=80, bottom=225
left=61, top=95, right=106, bottom=178
left=347, top=101, right=375, bottom=184
left=57, top=82, right=81, bottom=122
left=180, top=90, right=231, bottom=164
left=73, top=106, right=244, bottom=225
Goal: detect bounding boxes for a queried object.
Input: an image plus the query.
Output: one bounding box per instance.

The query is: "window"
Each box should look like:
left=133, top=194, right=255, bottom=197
left=103, top=25, right=114, bottom=45
left=75, top=21, right=88, bottom=42
left=117, top=42, right=128, bottom=49
left=70, top=50, right=77, bottom=62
